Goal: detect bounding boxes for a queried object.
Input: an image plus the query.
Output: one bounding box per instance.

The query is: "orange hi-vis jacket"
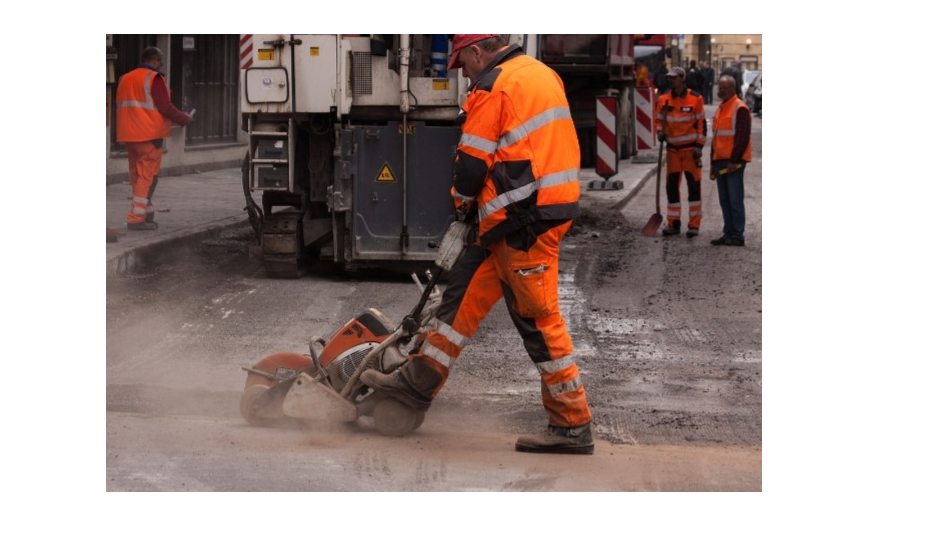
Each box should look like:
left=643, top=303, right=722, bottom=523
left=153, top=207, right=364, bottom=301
left=453, top=45, right=581, bottom=245
left=654, top=88, right=706, bottom=149
left=712, top=95, right=752, bottom=163
left=116, top=67, right=172, bottom=143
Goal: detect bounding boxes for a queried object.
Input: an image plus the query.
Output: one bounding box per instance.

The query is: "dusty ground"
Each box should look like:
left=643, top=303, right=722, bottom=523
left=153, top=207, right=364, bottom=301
left=106, top=134, right=762, bottom=492
left=106, top=194, right=761, bottom=492
left=563, top=204, right=762, bottom=447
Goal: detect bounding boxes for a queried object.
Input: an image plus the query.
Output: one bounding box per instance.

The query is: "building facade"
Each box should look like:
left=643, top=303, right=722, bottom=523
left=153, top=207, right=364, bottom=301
left=105, top=34, right=761, bottom=185
left=677, top=34, right=762, bottom=79
left=106, top=34, right=247, bottom=185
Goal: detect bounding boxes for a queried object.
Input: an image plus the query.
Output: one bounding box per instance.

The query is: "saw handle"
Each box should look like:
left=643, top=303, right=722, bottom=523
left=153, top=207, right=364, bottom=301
left=401, top=196, right=475, bottom=335
left=401, top=267, right=444, bottom=335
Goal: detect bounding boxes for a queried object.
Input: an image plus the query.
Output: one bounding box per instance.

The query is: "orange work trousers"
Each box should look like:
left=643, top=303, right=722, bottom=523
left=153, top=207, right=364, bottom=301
left=125, top=141, right=162, bottom=224
left=664, top=146, right=702, bottom=230
left=400, top=221, right=593, bottom=428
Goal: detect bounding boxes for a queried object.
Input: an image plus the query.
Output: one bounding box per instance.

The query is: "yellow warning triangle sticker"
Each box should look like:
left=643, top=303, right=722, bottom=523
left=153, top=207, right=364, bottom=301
left=376, top=163, right=397, bottom=182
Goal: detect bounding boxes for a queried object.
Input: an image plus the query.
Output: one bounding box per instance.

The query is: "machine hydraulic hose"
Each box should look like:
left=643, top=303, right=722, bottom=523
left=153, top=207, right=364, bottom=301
left=400, top=34, right=411, bottom=252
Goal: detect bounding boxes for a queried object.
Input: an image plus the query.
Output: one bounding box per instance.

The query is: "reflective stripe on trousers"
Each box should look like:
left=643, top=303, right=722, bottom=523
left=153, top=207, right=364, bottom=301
left=664, top=148, right=703, bottom=229
left=401, top=222, right=593, bottom=428
left=125, top=141, right=162, bottom=224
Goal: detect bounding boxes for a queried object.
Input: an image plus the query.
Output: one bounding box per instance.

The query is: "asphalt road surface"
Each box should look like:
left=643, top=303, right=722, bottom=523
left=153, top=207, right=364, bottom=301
left=106, top=116, right=762, bottom=494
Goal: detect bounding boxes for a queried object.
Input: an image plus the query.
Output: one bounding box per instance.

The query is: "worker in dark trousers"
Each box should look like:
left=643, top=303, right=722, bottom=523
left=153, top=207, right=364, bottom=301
left=710, top=74, right=753, bottom=246
left=654, top=67, right=707, bottom=237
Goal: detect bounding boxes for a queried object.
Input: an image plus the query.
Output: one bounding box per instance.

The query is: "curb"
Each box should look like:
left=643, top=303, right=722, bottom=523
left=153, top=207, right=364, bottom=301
left=106, top=216, right=249, bottom=277
left=609, top=165, right=659, bottom=211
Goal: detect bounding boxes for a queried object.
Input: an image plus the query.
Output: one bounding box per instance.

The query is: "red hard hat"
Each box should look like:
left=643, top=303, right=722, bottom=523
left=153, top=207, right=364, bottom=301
left=448, top=34, right=500, bottom=70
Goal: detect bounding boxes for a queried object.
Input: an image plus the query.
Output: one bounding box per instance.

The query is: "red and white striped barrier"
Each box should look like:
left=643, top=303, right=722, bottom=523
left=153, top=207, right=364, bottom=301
left=240, top=34, right=254, bottom=69
left=596, top=96, right=618, bottom=179
left=634, top=87, right=655, bottom=150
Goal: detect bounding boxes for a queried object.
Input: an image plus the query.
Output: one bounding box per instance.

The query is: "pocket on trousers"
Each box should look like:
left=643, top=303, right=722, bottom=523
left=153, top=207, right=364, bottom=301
left=508, top=261, right=554, bottom=318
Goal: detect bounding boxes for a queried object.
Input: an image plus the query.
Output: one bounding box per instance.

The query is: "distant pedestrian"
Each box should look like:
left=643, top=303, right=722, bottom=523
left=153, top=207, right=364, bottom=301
left=655, top=66, right=707, bottom=238
left=115, top=46, right=193, bottom=231
left=701, top=61, right=715, bottom=105
left=723, top=61, right=741, bottom=87
left=751, top=73, right=762, bottom=116
left=710, top=75, right=752, bottom=246
left=685, top=60, right=704, bottom=94
left=654, top=63, right=670, bottom=94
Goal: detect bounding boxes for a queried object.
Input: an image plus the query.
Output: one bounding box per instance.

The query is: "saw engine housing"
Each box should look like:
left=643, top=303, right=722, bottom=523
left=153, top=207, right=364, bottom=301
left=240, top=262, right=450, bottom=437
left=239, top=307, right=422, bottom=435
left=318, top=308, right=406, bottom=392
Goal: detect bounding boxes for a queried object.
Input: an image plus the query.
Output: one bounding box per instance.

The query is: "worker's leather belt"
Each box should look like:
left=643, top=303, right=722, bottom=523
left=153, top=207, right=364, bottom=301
left=667, top=142, right=699, bottom=150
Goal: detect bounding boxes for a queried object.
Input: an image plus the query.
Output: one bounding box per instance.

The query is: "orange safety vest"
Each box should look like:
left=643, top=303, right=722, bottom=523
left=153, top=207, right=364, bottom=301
left=455, top=46, right=580, bottom=244
left=115, top=67, right=172, bottom=143
left=654, top=88, right=706, bottom=148
left=712, top=95, right=752, bottom=162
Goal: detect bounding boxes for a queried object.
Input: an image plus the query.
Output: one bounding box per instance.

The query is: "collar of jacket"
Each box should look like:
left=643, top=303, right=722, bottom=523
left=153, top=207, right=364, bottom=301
left=137, top=63, right=165, bottom=76
left=468, top=44, right=524, bottom=91
left=720, top=94, right=739, bottom=107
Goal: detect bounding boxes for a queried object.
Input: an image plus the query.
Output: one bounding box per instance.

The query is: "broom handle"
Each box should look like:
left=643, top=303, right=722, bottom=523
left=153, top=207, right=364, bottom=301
left=656, top=140, right=663, bottom=211
left=657, top=106, right=668, bottom=212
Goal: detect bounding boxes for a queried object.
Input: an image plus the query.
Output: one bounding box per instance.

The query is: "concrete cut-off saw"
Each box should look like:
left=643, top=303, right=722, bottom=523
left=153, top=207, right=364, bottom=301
left=239, top=218, right=471, bottom=437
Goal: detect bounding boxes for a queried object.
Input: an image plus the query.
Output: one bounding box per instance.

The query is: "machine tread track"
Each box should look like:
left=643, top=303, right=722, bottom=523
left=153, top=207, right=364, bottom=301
left=261, top=211, right=304, bottom=279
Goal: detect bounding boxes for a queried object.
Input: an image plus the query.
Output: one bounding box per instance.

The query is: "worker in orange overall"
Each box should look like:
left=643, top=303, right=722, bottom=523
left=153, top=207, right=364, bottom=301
left=655, top=66, right=707, bottom=238
left=361, top=34, right=594, bottom=455
left=115, top=46, right=193, bottom=230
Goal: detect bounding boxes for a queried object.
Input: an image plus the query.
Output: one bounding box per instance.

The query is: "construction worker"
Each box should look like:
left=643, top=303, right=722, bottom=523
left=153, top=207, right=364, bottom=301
left=655, top=66, right=707, bottom=238
left=361, top=34, right=594, bottom=454
left=115, top=46, right=192, bottom=231
left=710, top=74, right=753, bottom=246
left=635, top=63, right=651, bottom=88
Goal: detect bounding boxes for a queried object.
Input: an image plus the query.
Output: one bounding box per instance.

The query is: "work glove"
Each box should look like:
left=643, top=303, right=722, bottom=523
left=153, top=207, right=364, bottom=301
left=455, top=202, right=475, bottom=222
left=657, top=132, right=666, bottom=143
left=693, top=146, right=703, bottom=159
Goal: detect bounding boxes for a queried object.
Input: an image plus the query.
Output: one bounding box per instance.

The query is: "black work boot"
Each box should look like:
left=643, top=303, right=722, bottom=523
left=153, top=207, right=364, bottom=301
left=515, top=422, right=594, bottom=455
left=360, top=368, right=432, bottom=412
left=127, top=221, right=159, bottom=231
left=661, top=221, right=681, bottom=236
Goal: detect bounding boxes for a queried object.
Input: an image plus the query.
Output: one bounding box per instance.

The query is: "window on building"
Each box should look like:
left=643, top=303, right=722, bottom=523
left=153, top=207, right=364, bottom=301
left=171, top=34, right=239, bottom=146
left=739, top=55, right=759, bottom=71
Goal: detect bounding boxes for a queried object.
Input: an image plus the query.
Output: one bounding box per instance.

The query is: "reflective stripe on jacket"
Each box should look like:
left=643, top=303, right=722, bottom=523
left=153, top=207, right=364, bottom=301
left=116, top=67, right=172, bottom=142
left=454, top=45, right=581, bottom=245
left=655, top=89, right=706, bottom=148
left=712, top=95, right=752, bottom=163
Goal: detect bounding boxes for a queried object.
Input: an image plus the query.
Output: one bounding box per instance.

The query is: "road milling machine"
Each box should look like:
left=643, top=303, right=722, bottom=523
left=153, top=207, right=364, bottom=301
left=240, top=34, right=461, bottom=278
left=240, top=34, right=654, bottom=277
